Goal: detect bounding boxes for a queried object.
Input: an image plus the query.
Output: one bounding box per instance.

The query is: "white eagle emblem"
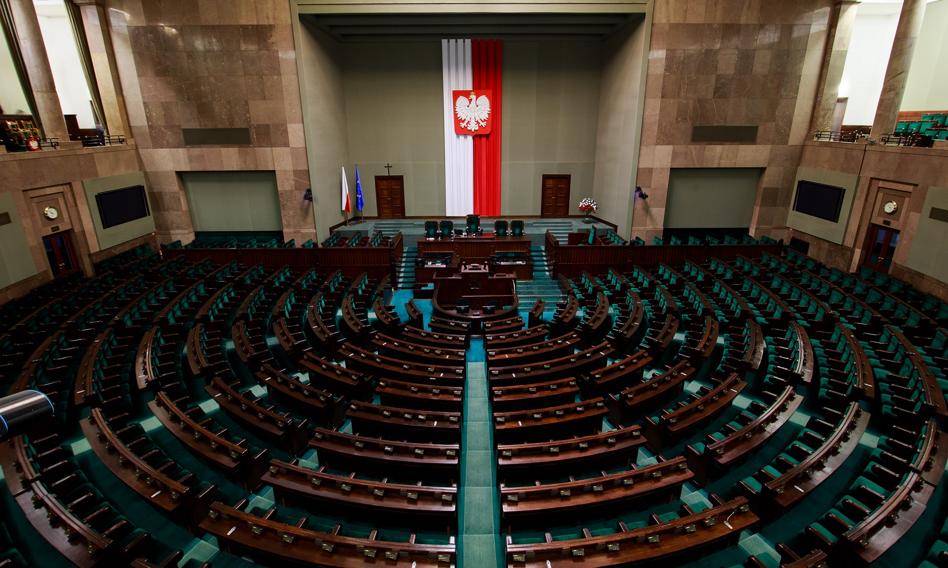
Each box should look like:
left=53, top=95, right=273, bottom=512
left=455, top=92, right=491, bottom=132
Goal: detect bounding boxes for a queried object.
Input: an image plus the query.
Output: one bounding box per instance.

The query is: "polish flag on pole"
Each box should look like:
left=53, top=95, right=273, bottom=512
left=341, top=166, right=351, bottom=214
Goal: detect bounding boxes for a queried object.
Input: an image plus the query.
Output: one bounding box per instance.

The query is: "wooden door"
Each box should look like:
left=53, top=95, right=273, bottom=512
left=541, top=175, right=570, bottom=217
left=375, top=176, right=406, bottom=218
left=861, top=224, right=900, bottom=274
left=42, top=230, right=78, bottom=278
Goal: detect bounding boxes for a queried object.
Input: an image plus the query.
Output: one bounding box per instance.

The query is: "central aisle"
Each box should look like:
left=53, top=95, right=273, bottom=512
left=458, top=338, right=504, bottom=567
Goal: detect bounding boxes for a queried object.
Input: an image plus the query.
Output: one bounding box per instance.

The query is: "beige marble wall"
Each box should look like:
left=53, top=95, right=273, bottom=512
left=0, top=145, right=144, bottom=301
left=792, top=141, right=948, bottom=300
left=105, top=0, right=315, bottom=244
left=635, top=0, right=834, bottom=242
left=593, top=19, right=648, bottom=233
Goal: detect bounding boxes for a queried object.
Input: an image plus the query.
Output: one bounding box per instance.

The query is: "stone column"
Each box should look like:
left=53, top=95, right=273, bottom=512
left=811, top=1, right=859, bottom=133
left=74, top=0, right=129, bottom=137
left=869, top=0, right=927, bottom=140
left=8, top=0, right=72, bottom=144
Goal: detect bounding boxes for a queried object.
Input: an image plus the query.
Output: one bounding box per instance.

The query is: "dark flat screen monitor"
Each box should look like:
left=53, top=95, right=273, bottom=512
left=95, top=185, right=150, bottom=229
left=793, top=180, right=845, bottom=222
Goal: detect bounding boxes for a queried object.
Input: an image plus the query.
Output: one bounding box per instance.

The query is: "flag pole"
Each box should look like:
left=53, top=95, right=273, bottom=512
left=341, top=165, right=352, bottom=226
left=355, top=164, right=365, bottom=224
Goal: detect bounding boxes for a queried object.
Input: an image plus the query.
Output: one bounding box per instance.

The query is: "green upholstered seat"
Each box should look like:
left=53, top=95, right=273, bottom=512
left=762, top=465, right=783, bottom=480
left=494, top=219, right=508, bottom=236
left=808, top=522, right=838, bottom=544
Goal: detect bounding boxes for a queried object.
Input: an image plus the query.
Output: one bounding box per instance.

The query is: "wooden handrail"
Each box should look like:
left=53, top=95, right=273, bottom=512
left=501, top=456, right=692, bottom=518
left=200, top=502, right=455, bottom=567
left=765, top=402, right=869, bottom=510
left=310, top=428, right=459, bottom=473
left=264, top=460, right=457, bottom=518
left=506, top=497, right=757, bottom=566
left=83, top=409, right=193, bottom=513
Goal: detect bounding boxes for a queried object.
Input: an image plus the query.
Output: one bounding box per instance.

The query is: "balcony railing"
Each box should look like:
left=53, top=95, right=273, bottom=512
left=80, top=134, right=126, bottom=147
left=880, top=132, right=934, bottom=147
left=812, top=130, right=868, bottom=143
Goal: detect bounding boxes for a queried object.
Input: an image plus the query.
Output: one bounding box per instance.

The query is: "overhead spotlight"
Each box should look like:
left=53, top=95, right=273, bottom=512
left=635, top=186, right=649, bottom=200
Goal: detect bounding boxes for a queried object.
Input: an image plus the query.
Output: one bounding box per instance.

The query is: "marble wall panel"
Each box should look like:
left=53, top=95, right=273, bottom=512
left=635, top=0, right=834, bottom=239
left=792, top=141, right=948, bottom=298
left=0, top=145, right=145, bottom=299
left=105, top=0, right=314, bottom=241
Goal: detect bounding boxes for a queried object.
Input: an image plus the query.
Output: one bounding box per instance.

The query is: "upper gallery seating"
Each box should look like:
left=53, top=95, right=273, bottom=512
left=0, top=236, right=945, bottom=568
left=894, top=112, right=948, bottom=141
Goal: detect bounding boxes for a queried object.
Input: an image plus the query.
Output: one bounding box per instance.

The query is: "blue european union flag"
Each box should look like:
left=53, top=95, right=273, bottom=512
left=355, top=165, right=364, bottom=211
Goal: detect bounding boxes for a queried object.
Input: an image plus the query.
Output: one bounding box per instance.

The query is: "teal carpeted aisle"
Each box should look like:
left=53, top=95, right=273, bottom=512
left=458, top=339, right=504, bottom=567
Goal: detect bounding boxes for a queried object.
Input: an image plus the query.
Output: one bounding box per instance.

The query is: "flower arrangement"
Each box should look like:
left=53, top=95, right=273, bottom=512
left=578, top=197, right=598, bottom=215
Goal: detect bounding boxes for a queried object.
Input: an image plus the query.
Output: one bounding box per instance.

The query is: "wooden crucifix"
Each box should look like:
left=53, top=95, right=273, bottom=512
left=384, top=163, right=393, bottom=175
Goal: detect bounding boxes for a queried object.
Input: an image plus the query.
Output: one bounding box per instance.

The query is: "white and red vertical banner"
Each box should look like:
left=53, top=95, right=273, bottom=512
left=442, top=38, right=502, bottom=217
left=442, top=39, right=473, bottom=217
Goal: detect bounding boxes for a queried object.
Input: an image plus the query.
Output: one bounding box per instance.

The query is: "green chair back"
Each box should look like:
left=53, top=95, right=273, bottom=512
left=466, top=214, right=480, bottom=234
left=440, top=220, right=454, bottom=238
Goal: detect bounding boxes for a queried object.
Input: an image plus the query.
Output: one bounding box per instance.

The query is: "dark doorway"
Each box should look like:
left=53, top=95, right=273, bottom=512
left=43, top=231, right=78, bottom=278
left=861, top=224, right=900, bottom=274
left=375, top=176, right=406, bottom=218
left=541, top=174, right=570, bottom=217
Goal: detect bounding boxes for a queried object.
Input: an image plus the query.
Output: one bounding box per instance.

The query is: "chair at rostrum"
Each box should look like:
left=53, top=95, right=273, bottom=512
left=510, top=219, right=524, bottom=237
left=424, top=220, right=438, bottom=239
left=440, top=220, right=454, bottom=238
left=466, top=214, right=480, bottom=235
left=495, top=219, right=509, bottom=237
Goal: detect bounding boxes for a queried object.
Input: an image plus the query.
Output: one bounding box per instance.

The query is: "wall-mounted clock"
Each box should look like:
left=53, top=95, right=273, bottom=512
left=882, top=200, right=898, bottom=215
left=43, top=206, right=59, bottom=220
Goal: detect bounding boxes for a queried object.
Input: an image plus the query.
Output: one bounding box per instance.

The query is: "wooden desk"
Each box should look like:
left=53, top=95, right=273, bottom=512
left=506, top=497, right=757, bottom=567
left=494, top=399, right=608, bottom=444
left=497, top=425, right=645, bottom=479
left=644, top=373, right=746, bottom=449
left=83, top=409, right=195, bottom=514
left=489, top=255, right=532, bottom=280
left=432, top=273, right=519, bottom=325
left=763, top=402, right=869, bottom=512
left=418, top=234, right=530, bottom=258
left=310, top=428, right=459, bottom=477
left=201, top=502, right=455, bottom=567
left=687, top=385, right=802, bottom=484
left=264, top=460, right=456, bottom=521
left=501, top=457, right=692, bottom=522
left=415, top=253, right=459, bottom=284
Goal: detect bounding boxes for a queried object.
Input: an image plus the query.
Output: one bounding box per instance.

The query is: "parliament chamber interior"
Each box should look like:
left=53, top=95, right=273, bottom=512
left=1, top=1, right=948, bottom=567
